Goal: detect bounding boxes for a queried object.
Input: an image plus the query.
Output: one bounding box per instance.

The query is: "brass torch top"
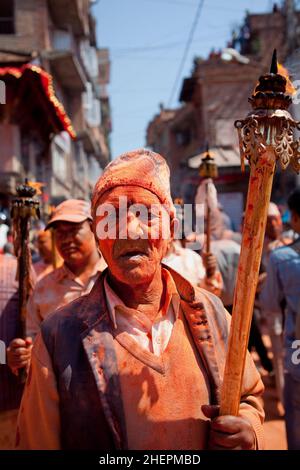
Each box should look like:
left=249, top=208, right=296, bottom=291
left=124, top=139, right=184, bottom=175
left=199, top=144, right=218, bottom=179
left=11, top=179, right=40, bottom=219
left=15, top=179, right=37, bottom=198
left=249, top=49, right=292, bottom=111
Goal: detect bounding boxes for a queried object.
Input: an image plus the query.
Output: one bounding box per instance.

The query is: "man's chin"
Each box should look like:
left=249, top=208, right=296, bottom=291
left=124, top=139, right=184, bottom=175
left=112, top=263, right=156, bottom=286
left=63, top=252, right=83, bottom=263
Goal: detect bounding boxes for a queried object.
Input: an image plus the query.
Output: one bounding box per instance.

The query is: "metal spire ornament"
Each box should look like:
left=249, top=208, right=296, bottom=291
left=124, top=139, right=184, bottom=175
left=235, top=49, right=300, bottom=173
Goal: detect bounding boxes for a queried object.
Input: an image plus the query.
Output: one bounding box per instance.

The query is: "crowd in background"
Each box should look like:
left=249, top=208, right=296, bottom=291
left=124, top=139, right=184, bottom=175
left=0, top=184, right=300, bottom=450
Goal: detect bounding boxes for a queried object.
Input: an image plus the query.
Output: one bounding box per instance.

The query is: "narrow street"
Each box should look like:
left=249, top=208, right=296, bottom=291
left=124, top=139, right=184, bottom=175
left=252, top=335, right=287, bottom=450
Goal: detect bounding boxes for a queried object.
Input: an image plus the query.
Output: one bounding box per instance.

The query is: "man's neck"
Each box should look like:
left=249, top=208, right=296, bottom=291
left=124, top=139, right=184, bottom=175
left=66, top=250, right=100, bottom=283
left=108, top=267, right=164, bottom=321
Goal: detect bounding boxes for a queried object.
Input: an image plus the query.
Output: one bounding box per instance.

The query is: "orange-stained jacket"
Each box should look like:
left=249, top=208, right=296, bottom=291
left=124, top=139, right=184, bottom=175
left=16, top=266, right=265, bottom=450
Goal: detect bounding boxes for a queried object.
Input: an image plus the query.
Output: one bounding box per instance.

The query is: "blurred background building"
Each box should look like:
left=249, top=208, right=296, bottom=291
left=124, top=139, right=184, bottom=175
left=147, top=1, right=300, bottom=230
left=0, top=0, right=111, bottom=215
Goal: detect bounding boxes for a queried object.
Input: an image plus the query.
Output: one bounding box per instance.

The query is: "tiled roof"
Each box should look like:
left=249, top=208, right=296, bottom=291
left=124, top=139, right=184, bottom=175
left=188, top=146, right=246, bottom=169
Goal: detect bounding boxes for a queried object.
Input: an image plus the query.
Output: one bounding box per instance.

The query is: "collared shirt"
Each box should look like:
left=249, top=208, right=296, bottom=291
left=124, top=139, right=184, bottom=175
left=104, top=268, right=180, bottom=356
left=33, top=260, right=54, bottom=282
left=260, top=240, right=300, bottom=380
left=26, top=257, right=106, bottom=338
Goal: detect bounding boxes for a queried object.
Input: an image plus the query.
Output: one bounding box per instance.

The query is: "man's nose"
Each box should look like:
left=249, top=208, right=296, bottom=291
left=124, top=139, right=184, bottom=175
left=59, top=232, right=74, bottom=243
left=127, top=212, right=144, bottom=239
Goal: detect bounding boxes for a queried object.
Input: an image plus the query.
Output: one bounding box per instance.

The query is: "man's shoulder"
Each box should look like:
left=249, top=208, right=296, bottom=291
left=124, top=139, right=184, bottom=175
left=33, top=265, right=65, bottom=291
left=270, top=239, right=300, bottom=262
left=41, top=294, right=87, bottom=332
left=186, top=283, right=228, bottom=336
left=194, top=284, right=226, bottom=312
left=167, top=264, right=226, bottom=313
left=40, top=275, right=107, bottom=338
left=0, top=253, right=17, bottom=271
left=212, top=239, right=241, bottom=255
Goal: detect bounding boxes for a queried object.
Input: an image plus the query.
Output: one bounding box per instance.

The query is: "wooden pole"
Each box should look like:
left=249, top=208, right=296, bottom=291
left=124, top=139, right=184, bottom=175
left=206, top=203, right=211, bottom=254
left=220, top=147, right=276, bottom=416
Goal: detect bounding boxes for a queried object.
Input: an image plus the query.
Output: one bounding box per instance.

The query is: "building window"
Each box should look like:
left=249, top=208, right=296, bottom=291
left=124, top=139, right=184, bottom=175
left=52, top=133, right=70, bottom=181
left=0, top=0, right=15, bottom=34
left=175, top=128, right=191, bottom=147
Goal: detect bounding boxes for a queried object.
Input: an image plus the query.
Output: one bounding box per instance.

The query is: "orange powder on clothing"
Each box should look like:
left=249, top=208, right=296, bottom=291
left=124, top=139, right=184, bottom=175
left=113, top=310, right=211, bottom=450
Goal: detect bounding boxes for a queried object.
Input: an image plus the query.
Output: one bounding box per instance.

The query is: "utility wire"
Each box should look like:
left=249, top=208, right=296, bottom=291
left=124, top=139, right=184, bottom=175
left=144, top=0, right=245, bottom=12
left=111, top=30, right=227, bottom=55
left=167, top=0, right=205, bottom=106
left=112, top=40, right=184, bottom=54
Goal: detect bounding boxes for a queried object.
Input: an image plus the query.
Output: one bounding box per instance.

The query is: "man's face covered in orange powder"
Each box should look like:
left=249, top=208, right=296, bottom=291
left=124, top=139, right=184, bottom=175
left=36, top=230, right=52, bottom=263
left=94, top=186, right=173, bottom=286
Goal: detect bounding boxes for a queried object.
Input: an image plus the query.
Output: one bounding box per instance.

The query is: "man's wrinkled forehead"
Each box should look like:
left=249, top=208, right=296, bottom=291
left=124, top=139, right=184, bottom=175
left=97, top=185, right=162, bottom=207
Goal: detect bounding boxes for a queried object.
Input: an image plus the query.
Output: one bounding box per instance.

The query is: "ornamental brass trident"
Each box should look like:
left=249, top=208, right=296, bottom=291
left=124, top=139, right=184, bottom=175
left=220, top=50, right=300, bottom=416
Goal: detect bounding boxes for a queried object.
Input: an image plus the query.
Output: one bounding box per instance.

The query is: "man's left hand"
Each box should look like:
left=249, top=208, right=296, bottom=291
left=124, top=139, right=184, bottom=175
left=202, top=404, right=256, bottom=450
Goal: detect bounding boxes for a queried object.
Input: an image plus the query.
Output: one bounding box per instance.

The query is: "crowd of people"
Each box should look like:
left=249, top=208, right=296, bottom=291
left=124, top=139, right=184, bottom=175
left=0, top=149, right=299, bottom=450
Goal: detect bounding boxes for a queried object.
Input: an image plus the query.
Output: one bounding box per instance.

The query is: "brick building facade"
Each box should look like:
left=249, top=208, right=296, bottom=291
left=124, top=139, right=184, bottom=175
left=0, top=0, right=111, bottom=214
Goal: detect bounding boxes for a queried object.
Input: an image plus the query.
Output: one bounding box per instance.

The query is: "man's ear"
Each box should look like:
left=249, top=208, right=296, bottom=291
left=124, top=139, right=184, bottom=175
left=89, top=220, right=94, bottom=232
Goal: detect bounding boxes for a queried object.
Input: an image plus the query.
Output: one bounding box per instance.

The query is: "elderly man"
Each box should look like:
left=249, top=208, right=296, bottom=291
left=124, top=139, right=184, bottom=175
left=7, top=199, right=106, bottom=372
left=17, top=150, right=264, bottom=450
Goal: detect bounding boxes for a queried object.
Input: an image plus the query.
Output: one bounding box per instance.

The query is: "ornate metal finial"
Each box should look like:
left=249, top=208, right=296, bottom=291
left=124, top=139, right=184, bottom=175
left=11, top=180, right=40, bottom=220
left=270, top=49, right=278, bottom=74
left=235, top=51, right=300, bottom=173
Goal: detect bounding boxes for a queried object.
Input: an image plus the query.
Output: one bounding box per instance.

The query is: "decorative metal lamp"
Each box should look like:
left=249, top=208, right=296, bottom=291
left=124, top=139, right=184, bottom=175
left=199, top=144, right=219, bottom=179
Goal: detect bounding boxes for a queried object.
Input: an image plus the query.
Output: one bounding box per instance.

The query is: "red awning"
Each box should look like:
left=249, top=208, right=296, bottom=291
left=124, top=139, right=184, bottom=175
left=0, top=64, right=76, bottom=139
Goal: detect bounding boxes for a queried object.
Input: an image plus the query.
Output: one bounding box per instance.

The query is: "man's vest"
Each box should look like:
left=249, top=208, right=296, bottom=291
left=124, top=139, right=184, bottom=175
left=41, top=267, right=230, bottom=450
